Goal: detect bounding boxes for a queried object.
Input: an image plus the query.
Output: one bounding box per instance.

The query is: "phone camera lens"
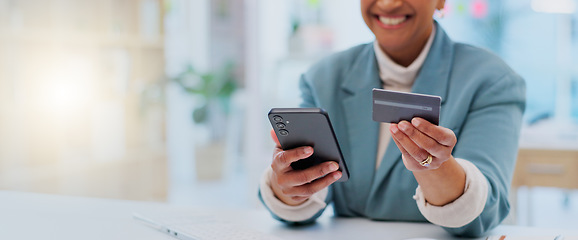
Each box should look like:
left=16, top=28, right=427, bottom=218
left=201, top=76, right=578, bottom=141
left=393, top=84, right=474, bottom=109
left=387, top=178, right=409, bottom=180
left=279, top=129, right=289, bottom=136
left=276, top=123, right=285, bottom=129
left=273, top=115, right=283, bottom=122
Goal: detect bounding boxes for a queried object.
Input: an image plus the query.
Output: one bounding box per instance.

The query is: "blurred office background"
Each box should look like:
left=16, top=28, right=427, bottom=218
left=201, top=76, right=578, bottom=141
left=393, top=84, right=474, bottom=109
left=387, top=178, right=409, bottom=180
left=0, top=0, right=577, bottom=229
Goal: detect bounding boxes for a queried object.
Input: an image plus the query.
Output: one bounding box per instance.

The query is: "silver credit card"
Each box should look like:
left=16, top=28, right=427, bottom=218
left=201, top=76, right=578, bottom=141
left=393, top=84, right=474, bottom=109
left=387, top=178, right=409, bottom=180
left=372, top=88, right=441, bottom=125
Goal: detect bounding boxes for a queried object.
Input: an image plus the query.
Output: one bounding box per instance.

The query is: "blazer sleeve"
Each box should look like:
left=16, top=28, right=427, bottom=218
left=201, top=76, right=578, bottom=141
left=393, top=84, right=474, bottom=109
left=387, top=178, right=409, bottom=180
left=443, top=73, right=526, bottom=237
left=258, top=74, right=333, bottom=225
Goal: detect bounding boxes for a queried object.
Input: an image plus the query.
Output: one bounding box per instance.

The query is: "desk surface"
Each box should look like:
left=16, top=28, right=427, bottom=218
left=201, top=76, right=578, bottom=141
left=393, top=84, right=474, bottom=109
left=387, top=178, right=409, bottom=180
left=0, top=191, right=576, bottom=240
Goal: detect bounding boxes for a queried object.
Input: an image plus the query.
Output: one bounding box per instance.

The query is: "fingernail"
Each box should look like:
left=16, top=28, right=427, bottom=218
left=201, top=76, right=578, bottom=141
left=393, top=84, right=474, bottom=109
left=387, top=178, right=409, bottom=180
left=303, top=147, right=312, bottom=155
left=333, top=172, right=342, bottom=180
left=412, top=118, right=421, bottom=127
left=390, top=124, right=399, bottom=134
left=399, top=121, right=408, bottom=131
left=328, top=162, right=339, bottom=171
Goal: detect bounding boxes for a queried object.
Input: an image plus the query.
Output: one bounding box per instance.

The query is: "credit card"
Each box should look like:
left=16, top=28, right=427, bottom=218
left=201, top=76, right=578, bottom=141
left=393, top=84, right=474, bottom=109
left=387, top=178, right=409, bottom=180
left=372, top=88, right=441, bottom=125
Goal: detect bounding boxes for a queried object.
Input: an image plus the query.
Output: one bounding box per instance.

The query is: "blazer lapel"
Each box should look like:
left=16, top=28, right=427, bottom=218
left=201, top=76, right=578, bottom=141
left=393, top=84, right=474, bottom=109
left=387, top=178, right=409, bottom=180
left=410, top=21, right=453, bottom=104
left=369, top=21, right=455, bottom=196
left=340, top=44, right=382, bottom=208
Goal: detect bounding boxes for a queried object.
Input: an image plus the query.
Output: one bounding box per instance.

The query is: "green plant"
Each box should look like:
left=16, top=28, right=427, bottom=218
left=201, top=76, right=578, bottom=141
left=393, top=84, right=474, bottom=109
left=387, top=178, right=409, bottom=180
left=173, top=63, right=237, bottom=124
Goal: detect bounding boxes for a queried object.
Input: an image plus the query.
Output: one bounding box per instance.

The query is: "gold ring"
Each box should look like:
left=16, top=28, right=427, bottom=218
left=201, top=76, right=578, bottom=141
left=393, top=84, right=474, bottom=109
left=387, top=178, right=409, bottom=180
left=420, top=155, right=433, bottom=167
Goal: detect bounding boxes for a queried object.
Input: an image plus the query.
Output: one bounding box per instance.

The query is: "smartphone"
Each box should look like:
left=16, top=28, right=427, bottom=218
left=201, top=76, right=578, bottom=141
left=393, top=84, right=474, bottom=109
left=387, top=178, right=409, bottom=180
left=268, top=108, right=349, bottom=182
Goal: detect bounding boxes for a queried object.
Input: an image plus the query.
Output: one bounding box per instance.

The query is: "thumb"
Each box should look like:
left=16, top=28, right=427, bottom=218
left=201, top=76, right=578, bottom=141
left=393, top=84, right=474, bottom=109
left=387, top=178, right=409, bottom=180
left=270, top=129, right=281, bottom=148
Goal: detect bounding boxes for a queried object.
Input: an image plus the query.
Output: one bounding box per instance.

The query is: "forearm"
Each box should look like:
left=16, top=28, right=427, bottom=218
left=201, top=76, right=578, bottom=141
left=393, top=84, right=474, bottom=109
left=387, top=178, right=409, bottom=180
left=415, top=158, right=489, bottom=232
left=413, top=156, right=466, bottom=206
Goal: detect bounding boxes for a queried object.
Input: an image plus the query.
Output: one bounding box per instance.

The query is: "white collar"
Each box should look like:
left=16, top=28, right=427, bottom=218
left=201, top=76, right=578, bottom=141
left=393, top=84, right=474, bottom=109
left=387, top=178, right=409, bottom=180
left=373, top=24, right=436, bottom=88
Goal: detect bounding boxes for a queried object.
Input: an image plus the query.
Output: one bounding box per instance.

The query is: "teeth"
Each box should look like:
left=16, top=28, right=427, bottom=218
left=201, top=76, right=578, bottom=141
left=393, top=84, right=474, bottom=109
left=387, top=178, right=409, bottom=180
left=379, top=16, right=407, bottom=25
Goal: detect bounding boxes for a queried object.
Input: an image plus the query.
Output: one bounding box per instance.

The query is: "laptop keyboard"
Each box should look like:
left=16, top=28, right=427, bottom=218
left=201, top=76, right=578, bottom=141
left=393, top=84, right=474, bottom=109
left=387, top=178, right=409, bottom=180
left=134, top=212, right=283, bottom=240
left=169, top=222, right=278, bottom=240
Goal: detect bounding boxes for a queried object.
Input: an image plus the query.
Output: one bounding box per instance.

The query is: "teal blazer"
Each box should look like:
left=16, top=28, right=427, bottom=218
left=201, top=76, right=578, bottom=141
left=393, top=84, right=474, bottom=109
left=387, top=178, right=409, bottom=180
left=260, top=22, right=526, bottom=238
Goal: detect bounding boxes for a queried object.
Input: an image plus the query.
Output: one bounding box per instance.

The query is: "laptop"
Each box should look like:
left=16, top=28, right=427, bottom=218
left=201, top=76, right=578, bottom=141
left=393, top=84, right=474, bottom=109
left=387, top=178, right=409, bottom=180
left=133, top=211, right=283, bottom=240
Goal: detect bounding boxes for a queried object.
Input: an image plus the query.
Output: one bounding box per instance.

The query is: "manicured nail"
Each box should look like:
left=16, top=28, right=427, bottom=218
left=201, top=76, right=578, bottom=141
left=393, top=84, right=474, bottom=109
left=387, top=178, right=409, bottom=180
left=303, top=147, right=312, bottom=155
left=333, top=172, right=342, bottom=180
left=412, top=118, right=421, bottom=127
left=328, top=162, right=339, bottom=172
left=390, top=124, right=399, bottom=134
left=399, top=121, right=408, bottom=131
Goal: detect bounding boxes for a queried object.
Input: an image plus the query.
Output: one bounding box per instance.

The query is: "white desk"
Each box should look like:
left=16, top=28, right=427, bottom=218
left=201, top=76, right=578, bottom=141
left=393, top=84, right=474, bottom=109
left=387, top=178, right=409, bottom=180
left=0, top=191, right=576, bottom=240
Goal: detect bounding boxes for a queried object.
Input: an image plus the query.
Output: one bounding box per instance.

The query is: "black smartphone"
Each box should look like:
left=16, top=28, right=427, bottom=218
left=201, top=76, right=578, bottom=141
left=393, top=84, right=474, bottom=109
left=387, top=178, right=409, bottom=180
left=268, top=108, right=349, bottom=182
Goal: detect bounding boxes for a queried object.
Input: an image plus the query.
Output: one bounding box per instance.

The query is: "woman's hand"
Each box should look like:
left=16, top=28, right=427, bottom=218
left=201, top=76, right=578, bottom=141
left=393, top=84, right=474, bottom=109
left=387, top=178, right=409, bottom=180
left=268, top=130, right=342, bottom=206
left=389, top=118, right=457, bottom=171
left=389, top=118, right=465, bottom=206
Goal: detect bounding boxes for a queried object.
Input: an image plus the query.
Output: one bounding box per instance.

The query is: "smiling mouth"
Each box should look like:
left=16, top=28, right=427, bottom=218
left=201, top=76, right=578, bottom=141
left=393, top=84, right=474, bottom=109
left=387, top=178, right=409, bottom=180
left=377, top=15, right=409, bottom=26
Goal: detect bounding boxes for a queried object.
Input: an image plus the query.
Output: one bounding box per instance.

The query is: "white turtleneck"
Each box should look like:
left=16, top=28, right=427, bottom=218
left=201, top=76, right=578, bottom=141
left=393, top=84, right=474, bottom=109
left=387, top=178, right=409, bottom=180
left=373, top=24, right=435, bottom=169
left=260, top=25, right=488, bottom=228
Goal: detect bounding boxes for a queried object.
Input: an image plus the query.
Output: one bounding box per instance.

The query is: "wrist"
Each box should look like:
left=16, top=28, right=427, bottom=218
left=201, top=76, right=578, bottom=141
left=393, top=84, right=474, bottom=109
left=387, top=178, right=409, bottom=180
left=428, top=155, right=456, bottom=173
left=413, top=156, right=466, bottom=206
